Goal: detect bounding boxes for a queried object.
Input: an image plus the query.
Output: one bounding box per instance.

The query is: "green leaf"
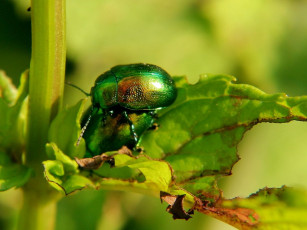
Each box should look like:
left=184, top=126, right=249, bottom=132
left=0, top=151, right=32, bottom=191
left=46, top=143, right=79, bottom=173
left=45, top=101, right=92, bottom=195
left=44, top=75, right=307, bottom=228
left=44, top=143, right=173, bottom=196
left=201, top=186, right=307, bottom=229
left=97, top=154, right=173, bottom=196
left=0, top=70, right=29, bottom=152
left=140, top=75, right=307, bottom=186
left=0, top=70, right=18, bottom=105
left=43, top=143, right=93, bottom=195
left=48, top=99, right=86, bottom=158
left=0, top=71, right=31, bottom=191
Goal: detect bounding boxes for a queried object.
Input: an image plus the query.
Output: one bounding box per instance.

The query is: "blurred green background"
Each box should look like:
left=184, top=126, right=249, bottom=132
left=1, top=0, right=307, bottom=229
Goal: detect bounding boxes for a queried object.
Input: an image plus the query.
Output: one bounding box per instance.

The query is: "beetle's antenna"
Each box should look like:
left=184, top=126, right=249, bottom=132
left=66, top=81, right=90, bottom=96
left=76, top=114, right=91, bottom=146
left=76, top=107, right=98, bottom=146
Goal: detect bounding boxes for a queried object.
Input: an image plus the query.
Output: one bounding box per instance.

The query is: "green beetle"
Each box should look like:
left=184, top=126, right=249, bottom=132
left=81, top=63, right=177, bottom=156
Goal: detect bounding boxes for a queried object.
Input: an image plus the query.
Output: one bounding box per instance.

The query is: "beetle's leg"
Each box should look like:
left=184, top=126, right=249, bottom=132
left=122, top=110, right=138, bottom=145
left=146, top=110, right=158, bottom=130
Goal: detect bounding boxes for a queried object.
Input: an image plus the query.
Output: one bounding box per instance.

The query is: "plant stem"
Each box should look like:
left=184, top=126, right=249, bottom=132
left=18, top=190, right=58, bottom=230
left=18, top=0, right=66, bottom=229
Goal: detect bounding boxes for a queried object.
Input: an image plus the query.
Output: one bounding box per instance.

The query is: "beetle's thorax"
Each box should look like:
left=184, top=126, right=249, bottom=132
left=91, top=70, right=118, bottom=109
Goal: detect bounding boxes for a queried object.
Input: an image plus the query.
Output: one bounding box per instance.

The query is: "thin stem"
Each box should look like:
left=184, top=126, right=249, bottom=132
left=18, top=0, right=66, bottom=229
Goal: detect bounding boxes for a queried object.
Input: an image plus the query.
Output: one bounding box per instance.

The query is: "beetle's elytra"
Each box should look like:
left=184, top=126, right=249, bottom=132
left=91, top=63, right=177, bottom=111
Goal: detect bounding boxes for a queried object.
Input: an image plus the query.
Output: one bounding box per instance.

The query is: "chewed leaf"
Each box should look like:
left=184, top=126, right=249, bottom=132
left=48, top=99, right=86, bottom=158
left=160, top=192, right=194, bottom=220
left=196, top=186, right=307, bottom=229
left=0, top=151, right=32, bottom=191
left=44, top=74, right=307, bottom=228
left=140, top=75, right=307, bottom=183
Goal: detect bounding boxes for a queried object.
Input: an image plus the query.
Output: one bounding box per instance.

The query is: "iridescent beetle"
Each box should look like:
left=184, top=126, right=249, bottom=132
left=78, top=63, right=177, bottom=156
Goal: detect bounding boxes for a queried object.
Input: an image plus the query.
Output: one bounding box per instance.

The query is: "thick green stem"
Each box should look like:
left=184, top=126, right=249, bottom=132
left=18, top=0, right=66, bottom=229
left=18, top=190, right=58, bottom=230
